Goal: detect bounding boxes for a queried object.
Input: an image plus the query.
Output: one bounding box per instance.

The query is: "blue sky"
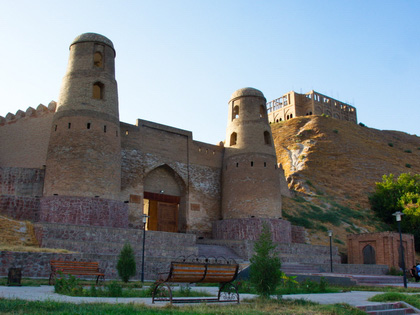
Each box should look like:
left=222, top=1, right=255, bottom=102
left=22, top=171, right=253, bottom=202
left=0, top=0, right=418, bottom=144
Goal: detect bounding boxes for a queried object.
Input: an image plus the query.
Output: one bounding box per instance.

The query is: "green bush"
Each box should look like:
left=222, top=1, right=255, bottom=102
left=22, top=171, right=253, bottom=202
left=359, top=122, right=366, bottom=127
left=54, top=272, right=84, bottom=296
left=404, top=149, right=412, bottom=153
left=117, top=243, right=136, bottom=283
left=388, top=143, right=393, bottom=147
left=250, top=224, right=282, bottom=298
left=333, top=129, right=338, bottom=134
left=106, top=281, right=123, bottom=297
left=406, top=163, right=411, bottom=168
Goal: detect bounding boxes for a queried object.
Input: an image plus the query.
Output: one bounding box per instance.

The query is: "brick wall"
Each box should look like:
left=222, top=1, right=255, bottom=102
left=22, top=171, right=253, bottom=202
left=0, top=104, right=55, bottom=168
left=347, top=232, right=416, bottom=269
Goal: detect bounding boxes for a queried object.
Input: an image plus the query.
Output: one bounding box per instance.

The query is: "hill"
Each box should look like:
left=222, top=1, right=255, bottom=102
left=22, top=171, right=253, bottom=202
left=273, top=116, right=420, bottom=257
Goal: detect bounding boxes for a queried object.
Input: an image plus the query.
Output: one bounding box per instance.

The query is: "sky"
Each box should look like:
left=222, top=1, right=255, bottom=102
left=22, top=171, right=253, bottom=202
left=0, top=0, right=419, bottom=145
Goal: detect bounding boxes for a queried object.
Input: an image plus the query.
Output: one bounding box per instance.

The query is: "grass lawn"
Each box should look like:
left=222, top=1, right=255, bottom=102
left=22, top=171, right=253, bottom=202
left=369, top=292, right=420, bottom=309
left=0, top=297, right=366, bottom=314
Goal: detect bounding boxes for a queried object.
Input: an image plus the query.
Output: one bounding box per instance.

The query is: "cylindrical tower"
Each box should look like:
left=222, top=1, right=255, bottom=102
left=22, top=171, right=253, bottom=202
left=44, top=33, right=121, bottom=199
left=221, top=87, right=282, bottom=219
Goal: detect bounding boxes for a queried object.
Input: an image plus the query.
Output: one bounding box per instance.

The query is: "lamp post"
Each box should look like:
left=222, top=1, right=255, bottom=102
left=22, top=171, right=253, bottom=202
left=328, top=230, right=333, bottom=273
left=141, top=214, right=149, bottom=283
left=393, top=211, right=407, bottom=288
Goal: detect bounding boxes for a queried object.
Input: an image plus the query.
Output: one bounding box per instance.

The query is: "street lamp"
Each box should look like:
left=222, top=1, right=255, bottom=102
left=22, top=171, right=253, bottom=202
left=328, top=230, right=333, bottom=273
left=393, top=211, right=407, bottom=288
left=141, top=214, right=149, bottom=282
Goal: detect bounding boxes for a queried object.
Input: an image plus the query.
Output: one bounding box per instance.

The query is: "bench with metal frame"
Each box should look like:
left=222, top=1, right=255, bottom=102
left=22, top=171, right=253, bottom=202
left=152, top=256, right=240, bottom=304
left=49, top=260, right=105, bottom=285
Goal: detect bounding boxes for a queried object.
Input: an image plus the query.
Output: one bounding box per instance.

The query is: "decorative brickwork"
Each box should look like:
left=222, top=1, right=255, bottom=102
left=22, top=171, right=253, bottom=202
left=0, top=196, right=40, bottom=221
left=40, top=196, right=128, bottom=228
left=347, top=232, right=416, bottom=269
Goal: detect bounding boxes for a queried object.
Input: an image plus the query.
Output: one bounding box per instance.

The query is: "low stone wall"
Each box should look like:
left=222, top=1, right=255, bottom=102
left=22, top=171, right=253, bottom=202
left=212, top=218, right=292, bottom=243
left=40, top=196, right=129, bottom=228
left=198, top=239, right=341, bottom=264
left=34, top=223, right=198, bottom=256
left=318, top=263, right=389, bottom=275
left=0, top=251, right=174, bottom=280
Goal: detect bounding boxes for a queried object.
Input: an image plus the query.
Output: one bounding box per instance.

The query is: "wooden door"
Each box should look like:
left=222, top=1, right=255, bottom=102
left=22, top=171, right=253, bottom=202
left=157, top=202, right=178, bottom=232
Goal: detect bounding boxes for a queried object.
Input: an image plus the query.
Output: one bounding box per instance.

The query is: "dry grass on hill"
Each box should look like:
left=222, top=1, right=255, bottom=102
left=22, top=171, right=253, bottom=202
left=0, top=215, right=72, bottom=253
left=272, top=116, right=420, bottom=254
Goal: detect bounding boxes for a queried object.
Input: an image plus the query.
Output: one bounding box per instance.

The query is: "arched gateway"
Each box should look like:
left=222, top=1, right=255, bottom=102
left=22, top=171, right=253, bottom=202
left=143, top=165, right=187, bottom=233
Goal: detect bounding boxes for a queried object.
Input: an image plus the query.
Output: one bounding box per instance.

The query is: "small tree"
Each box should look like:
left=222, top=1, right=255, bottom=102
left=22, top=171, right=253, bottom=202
left=369, top=173, right=420, bottom=250
left=249, top=223, right=282, bottom=298
left=117, top=243, right=136, bottom=283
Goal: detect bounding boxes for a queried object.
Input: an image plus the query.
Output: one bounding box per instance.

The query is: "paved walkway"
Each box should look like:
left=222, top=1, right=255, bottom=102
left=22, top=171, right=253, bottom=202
left=1, top=283, right=419, bottom=307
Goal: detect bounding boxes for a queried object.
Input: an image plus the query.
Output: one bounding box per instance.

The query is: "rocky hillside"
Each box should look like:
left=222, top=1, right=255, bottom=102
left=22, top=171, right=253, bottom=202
left=273, top=116, right=420, bottom=256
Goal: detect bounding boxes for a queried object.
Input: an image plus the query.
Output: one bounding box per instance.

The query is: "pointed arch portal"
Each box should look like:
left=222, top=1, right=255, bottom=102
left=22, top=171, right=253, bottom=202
left=143, top=165, right=186, bottom=233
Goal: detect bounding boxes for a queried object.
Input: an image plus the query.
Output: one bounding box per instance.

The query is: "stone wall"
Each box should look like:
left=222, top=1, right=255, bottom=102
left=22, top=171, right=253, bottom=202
left=0, top=251, right=176, bottom=280
left=212, top=218, right=292, bottom=243
left=0, top=167, right=44, bottom=221
left=0, top=103, right=55, bottom=168
left=291, top=225, right=308, bottom=244
left=318, top=263, right=389, bottom=275
left=39, top=196, right=128, bottom=228
left=198, top=238, right=341, bottom=264
left=34, top=223, right=197, bottom=257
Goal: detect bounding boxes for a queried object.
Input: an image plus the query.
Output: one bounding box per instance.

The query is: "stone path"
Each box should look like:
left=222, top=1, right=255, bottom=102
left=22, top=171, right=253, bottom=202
left=1, top=283, right=420, bottom=307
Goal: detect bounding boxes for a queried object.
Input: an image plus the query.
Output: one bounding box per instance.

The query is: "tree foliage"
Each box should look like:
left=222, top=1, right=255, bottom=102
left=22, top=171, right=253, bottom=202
left=117, top=243, right=136, bottom=283
left=249, top=223, right=282, bottom=297
left=369, top=173, right=420, bottom=250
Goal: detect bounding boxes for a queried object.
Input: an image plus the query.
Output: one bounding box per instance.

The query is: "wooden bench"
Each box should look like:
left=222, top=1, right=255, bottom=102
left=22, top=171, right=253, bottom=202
left=152, top=261, right=240, bottom=304
left=49, top=260, right=105, bottom=285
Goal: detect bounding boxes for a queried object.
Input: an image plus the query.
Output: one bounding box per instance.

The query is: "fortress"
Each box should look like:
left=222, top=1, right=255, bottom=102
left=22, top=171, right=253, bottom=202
left=267, top=90, right=357, bottom=124
left=0, top=33, right=343, bottom=278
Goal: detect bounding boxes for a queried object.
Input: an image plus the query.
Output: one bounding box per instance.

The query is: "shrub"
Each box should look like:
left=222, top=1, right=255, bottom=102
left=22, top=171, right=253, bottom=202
left=406, top=163, right=411, bottom=168
left=106, top=281, right=123, bottom=297
left=54, top=272, right=83, bottom=296
left=388, top=143, right=393, bottom=147
left=359, top=122, right=366, bottom=127
left=386, top=266, right=403, bottom=276
left=250, top=224, right=282, bottom=298
left=333, top=129, right=339, bottom=134
left=404, top=149, right=412, bottom=153
left=117, top=243, right=136, bottom=283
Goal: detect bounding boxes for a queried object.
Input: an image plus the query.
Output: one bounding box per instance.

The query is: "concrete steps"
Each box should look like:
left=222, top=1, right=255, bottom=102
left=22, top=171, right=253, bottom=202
left=358, top=302, right=420, bottom=314
left=350, top=275, right=404, bottom=285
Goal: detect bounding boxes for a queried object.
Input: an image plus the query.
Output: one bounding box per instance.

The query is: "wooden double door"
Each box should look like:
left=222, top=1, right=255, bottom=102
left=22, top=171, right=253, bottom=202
left=144, top=192, right=180, bottom=233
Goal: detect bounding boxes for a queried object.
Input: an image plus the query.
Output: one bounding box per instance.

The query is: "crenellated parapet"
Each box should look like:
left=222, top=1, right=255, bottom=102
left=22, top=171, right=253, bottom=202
left=0, top=101, right=57, bottom=126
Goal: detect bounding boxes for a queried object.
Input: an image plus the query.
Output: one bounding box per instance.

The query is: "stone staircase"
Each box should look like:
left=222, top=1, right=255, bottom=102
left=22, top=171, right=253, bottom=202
left=197, top=244, right=243, bottom=261
left=357, top=302, right=420, bottom=314
left=281, top=263, right=322, bottom=274
left=350, top=275, right=404, bottom=286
